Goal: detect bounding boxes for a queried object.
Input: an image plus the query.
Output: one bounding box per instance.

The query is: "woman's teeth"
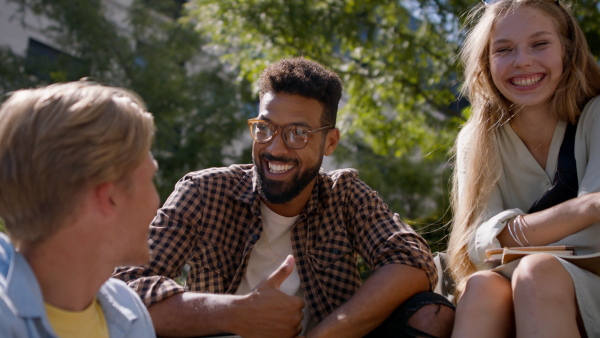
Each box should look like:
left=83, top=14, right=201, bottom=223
left=511, top=74, right=543, bottom=87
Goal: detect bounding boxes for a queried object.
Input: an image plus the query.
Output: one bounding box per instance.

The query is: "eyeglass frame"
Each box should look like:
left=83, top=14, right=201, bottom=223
left=247, top=118, right=333, bottom=149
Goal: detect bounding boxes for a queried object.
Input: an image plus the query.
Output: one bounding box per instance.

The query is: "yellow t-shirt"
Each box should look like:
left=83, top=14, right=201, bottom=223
left=44, top=299, right=109, bottom=338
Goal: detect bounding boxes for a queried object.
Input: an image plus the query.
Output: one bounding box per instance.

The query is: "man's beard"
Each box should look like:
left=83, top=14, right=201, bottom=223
left=253, top=153, right=322, bottom=204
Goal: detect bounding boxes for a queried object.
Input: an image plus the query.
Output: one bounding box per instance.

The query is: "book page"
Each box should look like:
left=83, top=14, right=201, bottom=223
left=501, top=247, right=574, bottom=264
left=493, top=251, right=600, bottom=278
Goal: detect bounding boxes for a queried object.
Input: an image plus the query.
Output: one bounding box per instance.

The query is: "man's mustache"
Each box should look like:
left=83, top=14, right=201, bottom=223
left=260, top=153, right=299, bottom=165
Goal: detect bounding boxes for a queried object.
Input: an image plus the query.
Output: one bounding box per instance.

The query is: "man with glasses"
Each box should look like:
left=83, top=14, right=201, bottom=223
left=115, top=57, right=454, bottom=337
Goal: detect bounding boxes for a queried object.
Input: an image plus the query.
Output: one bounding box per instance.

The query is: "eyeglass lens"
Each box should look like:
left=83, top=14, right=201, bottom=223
left=251, top=122, right=309, bottom=148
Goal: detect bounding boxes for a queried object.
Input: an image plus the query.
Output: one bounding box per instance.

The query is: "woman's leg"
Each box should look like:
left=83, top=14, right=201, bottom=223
left=452, top=271, right=514, bottom=338
left=512, top=254, right=580, bottom=338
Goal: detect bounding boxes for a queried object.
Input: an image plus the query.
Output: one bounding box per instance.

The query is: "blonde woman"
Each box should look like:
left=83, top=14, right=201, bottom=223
left=447, top=0, right=600, bottom=336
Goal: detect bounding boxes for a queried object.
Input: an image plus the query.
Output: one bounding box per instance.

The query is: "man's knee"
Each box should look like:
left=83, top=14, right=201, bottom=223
left=366, top=292, right=455, bottom=338
left=407, top=302, right=455, bottom=338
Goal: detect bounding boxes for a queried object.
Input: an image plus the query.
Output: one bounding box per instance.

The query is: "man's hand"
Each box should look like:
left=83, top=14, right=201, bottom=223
left=234, top=255, right=305, bottom=338
left=147, top=255, right=306, bottom=337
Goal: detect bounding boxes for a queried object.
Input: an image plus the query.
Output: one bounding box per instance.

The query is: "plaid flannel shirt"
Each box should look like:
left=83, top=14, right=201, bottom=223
left=114, top=164, right=437, bottom=323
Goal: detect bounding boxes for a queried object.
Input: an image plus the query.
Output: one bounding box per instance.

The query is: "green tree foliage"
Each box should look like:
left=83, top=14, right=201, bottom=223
left=0, top=0, right=255, bottom=199
left=2, top=0, right=599, bottom=250
left=183, top=0, right=466, bottom=246
left=184, top=0, right=463, bottom=158
left=573, top=0, right=600, bottom=56
left=183, top=0, right=600, bottom=243
left=182, top=0, right=600, bottom=250
left=334, top=137, right=453, bottom=253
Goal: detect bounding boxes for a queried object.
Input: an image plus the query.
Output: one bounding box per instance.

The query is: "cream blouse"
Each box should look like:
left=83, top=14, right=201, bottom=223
left=456, top=97, right=600, bottom=269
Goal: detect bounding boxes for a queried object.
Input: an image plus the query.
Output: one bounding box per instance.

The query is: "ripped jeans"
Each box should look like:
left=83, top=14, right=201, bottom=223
left=364, top=292, right=455, bottom=338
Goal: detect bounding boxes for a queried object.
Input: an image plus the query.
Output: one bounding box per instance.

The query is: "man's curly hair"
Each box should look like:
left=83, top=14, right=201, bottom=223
left=259, top=57, right=342, bottom=126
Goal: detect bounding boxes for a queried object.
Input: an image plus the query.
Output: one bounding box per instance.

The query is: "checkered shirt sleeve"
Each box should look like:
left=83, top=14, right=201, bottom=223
left=346, top=176, right=437, bottom=286
left=114, top=173, right=206, bottom=307
left=114, top=165, right=437, bottom=319
left=296, top=169, right=438, bottom=321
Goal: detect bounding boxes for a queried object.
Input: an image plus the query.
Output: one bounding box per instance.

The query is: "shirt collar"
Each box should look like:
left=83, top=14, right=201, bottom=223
left=96, top=280, right=139, bottom=335
left=2, top=234, right=139, bottom=334
left=3, top=239, right=47, bottom=319
left=229, top=165, right=328, bottom=218
left=1, top=235, right=56, bottom=337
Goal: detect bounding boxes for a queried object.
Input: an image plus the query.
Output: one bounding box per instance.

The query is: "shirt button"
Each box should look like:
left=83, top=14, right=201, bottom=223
left=252, top=234, right=259, bottom=241
left=217, top=261, right=223, bottom=268
left=332, top=249, right=340, bottom=254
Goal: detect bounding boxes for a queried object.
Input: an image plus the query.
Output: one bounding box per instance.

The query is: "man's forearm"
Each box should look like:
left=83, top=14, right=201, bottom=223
left=307, top=264, right=430, bottom=338
left=149, top=292, right=244, bottom=336
left=147, top=255, right=305, bottom=338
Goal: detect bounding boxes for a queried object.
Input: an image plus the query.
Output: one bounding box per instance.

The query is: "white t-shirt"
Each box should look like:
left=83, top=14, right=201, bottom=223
left=236, top=202, right=314, bottom=333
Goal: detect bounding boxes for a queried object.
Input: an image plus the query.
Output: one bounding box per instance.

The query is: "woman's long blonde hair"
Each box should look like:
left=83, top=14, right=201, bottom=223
left=447, top=0, right=600, bottom=297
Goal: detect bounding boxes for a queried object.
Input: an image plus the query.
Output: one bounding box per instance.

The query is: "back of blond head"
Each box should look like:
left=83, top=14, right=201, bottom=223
left=448, top=0, right=600, bottom=298
left=0, top=81, right=155, bottom=243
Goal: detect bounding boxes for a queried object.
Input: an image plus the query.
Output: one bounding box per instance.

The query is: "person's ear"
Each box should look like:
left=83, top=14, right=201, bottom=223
left=324, top=128, right=340, bottom=156
left=94, top=181, right=118, bottom=216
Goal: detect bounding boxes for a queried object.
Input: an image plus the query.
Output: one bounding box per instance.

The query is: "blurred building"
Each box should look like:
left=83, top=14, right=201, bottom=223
left=0, top=0, right=139, bottom=83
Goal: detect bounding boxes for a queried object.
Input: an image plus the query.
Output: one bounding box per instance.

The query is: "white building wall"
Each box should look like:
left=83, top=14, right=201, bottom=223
left=0, top=0, right=135, bottom=56
left=0, top=0, right=56, bottom=55
left=0, top=0, right=344, bottom=172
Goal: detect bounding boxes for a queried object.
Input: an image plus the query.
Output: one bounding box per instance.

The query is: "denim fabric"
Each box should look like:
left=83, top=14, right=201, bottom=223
left=365, top=292, right=455, bottom=338
left=0, top=233, right=155, bottom=338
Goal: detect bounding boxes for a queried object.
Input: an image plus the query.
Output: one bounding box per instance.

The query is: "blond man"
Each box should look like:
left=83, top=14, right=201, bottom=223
left=0, top=82, right=157, bottom=337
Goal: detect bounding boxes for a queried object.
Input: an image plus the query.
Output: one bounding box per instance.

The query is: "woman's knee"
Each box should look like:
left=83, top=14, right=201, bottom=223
left=513, top=254, right=569, bottom=285
left=463, top=270, right=511, bottom=297
left=456, top=271, right=513, bottom=331
left=512, top=254, right=574, bottom=300
left=459, top=270, right=512, bottom=310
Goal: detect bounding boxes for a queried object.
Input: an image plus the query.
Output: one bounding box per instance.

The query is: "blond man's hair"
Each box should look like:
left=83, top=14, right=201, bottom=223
left=448, top=0, right=600, bottom=298
left=0, top=81, right=155, bottom=242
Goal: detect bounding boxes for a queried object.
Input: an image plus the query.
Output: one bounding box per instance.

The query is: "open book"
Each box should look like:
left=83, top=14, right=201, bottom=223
left=485, top=246, right=600, bottom=277
left=485, top=246, right=575, bottom=268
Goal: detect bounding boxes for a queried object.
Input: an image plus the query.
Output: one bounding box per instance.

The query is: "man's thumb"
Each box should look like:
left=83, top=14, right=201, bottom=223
left=264, top=255, right=295, bottom=289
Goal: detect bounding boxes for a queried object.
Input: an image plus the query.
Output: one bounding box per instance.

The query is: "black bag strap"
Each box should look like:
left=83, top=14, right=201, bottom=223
left=528, top=123, right=578, bottom=213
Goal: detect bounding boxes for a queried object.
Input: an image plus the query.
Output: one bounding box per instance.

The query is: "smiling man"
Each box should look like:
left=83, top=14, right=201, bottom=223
left=115, top=58, right=454, bottom=338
